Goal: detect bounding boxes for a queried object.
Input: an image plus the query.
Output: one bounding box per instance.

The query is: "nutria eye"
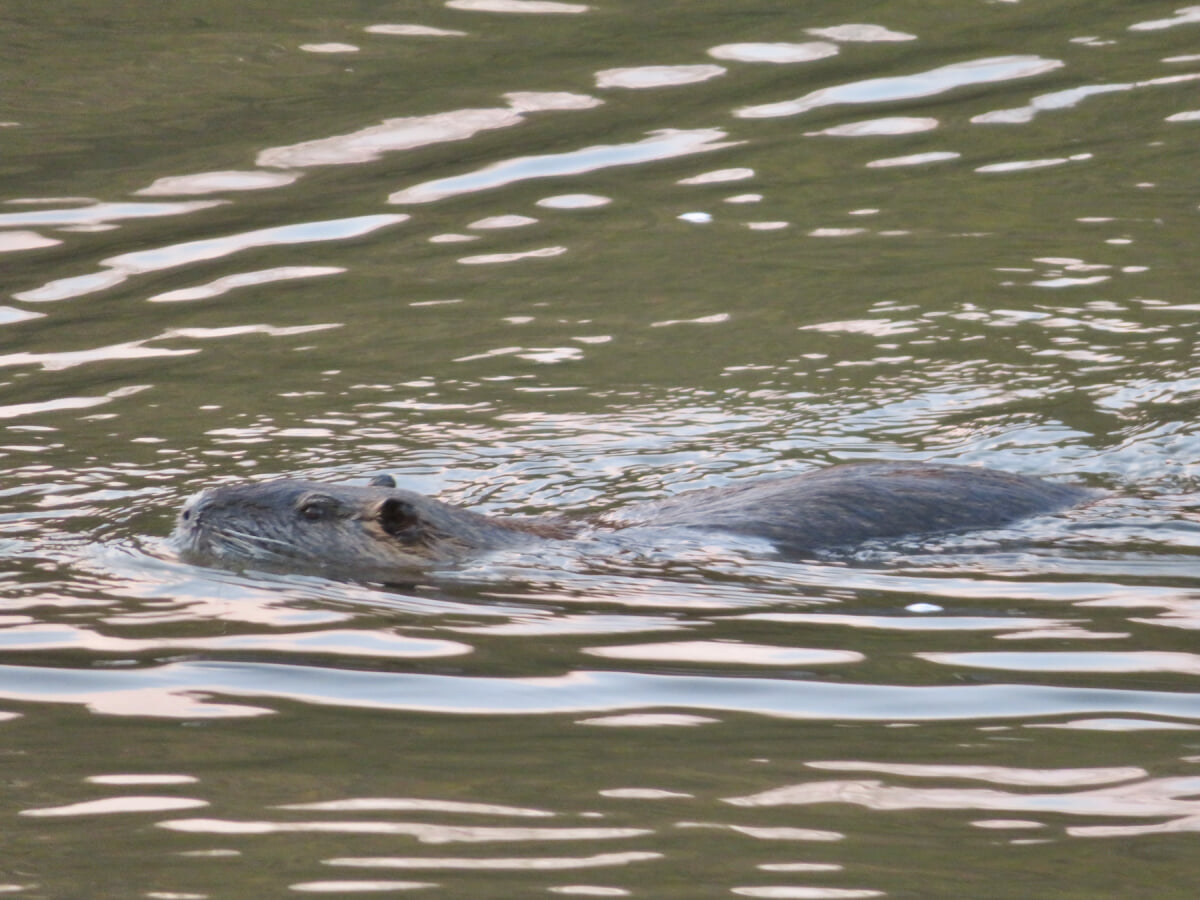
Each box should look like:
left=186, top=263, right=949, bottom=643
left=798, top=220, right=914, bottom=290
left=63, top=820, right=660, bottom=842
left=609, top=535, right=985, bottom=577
left=298, top=496, right=336, bottom=521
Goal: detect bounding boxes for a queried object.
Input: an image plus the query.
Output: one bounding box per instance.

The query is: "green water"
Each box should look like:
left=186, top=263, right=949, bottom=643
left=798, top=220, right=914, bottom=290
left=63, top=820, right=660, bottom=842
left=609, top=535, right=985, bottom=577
left=3, top=1, right=1200, bottom=897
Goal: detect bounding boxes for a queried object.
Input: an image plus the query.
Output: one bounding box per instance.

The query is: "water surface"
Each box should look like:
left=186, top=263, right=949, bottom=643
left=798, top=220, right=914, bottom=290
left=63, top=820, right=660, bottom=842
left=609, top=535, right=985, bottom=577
left=4, top=1, right=1200, bottom=897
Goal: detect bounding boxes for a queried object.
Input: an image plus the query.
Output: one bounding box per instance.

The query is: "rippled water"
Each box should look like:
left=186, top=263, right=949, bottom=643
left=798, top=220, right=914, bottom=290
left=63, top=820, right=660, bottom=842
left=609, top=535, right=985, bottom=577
left=4, top=1, right=1200, bottom=896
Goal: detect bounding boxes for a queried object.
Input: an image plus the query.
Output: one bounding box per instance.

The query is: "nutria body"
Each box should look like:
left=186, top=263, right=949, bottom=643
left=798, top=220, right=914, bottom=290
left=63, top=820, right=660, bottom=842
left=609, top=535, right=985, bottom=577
left=172, top=462, right=1094, bottom=579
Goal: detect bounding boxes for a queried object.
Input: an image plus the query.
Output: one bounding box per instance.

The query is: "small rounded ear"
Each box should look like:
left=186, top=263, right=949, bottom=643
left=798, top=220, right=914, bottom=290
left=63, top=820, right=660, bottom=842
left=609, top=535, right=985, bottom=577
left=379, top=498, right=422, bottom=540
left=369, top=474, right=397, bottom=488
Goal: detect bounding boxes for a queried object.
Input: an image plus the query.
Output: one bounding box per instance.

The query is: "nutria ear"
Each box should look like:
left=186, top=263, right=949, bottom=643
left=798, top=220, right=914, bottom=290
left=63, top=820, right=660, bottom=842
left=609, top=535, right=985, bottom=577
left=379, top=498, right=422, bottom=541
left=369, top=474, right=397, bottom=488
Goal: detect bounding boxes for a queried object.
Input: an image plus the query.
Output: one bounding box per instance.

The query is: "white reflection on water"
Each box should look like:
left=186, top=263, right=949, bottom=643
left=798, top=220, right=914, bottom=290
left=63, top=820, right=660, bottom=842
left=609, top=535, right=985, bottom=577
left=447, top=613, right=683, bottom=637
left=468, top=214, right=538, bottom=229
left=147, top=266, right=345, bottom=303
left=0, top=304, right=43, bottom=324
left=300, top=43, right=360, bottom=54
left=1028, top=718, right=1200, bottom=731
left=16, top=215, right=407, bottom=303
left=737, top=56, right=1063, bottom=118
left=0, top=200, right=223, bottom=228
left=803, top=761, right=1143, bottom=786
left=975, top=154, right=1092, bottom=173
left=259, top=93, right=599, bottom=168
left=291, top=880, right=436, bottom=894
left=21, top=796, right=208, bottom=817
left=678, top=168, right=754, bottom=185
left=732, top=888, right=882, bottom=899
left=808, top=227, right=866, bottom=237
left=446, top=0, right=589, bottom=13
left=578, top=714, right=718, bottom=727
left=974, top=82, right=1144, bottom=124
left=5, top=661, right=1200, bottom=721
left=452, top=342, right=579, bottom=361
left=866, top=151, right=960, bottom=168
left=595, top=65, right=725, bottom=90
left=324, top=851, right=661, bottom=870
left=724, top=771, right=1200, bottom=839
left=0, top=623, right=470, bottom=659
left=737, top=613, right=1079, bottom=634
left=365, top=23, right=468, bottom=36
left=582, top=640, right=863, bottom=666
left=159, top=818, right=644, bottom=842
left=678, top=823, right=843, bottom=842
left=920, top=650, right=1200, bottom=675
left=136, top=170, right=300, bottom=195
left=458, top=246, right=568, bottom=265
left=0, top=230, right=61, bottom=251
left=388, top=129, right=740, bottom=204
left=279, top=798, right=552, bottom=816
left=805, top=24, right=916, bottom=42
left=0, top=340, right=197, bottom=373
left=599, top=788, right=692, bottom=799
left=0, top=323, right=340, bottom=372
left=1128, top=5, right=1200, bottom=31
left=649, top=312, right=728, bottom=327
left=806, top=117, right=938, bottom=137
left=708, top=42, right=838, bottom=64
left=0, top=384, right=150, bottom=422
left=537, top=193, right=611, bottom=208
left=429, top=232, right=479, bottom=242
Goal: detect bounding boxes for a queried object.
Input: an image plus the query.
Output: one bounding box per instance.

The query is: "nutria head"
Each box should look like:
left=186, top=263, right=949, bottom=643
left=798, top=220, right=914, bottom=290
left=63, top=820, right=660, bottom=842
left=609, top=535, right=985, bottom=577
left=172, top=476, right=534, bottom=577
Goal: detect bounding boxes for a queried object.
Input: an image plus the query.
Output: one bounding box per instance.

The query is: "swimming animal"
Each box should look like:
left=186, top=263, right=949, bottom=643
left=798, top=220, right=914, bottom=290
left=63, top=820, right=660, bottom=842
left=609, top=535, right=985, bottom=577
left=172, top=461, right=1094, bottom=579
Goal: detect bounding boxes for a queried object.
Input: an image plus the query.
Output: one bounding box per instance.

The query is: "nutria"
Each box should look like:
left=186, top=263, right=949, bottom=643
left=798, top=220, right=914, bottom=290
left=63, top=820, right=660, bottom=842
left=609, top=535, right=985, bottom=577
left=171, top=462, right=1094, bottom=579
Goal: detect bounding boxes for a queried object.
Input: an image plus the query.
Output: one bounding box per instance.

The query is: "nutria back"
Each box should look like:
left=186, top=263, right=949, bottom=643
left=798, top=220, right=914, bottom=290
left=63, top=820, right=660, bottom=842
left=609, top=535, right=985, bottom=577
left=172, top=462, right=1095, bottom=577
left=607, top=462, right=1094, bottom=556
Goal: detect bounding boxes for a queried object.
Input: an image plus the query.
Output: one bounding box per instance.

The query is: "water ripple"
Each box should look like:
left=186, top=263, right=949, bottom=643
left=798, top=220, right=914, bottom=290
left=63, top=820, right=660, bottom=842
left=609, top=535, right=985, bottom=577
left=388, top=129, right=739, bottom=204
left=736, top=56, right=1063, bottom=118
left=2, top=662, right=1200, bottom=722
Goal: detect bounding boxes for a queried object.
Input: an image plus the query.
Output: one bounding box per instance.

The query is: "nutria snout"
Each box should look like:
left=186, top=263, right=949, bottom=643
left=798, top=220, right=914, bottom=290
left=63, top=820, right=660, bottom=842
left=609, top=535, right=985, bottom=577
left=172, top=461, right=1095, bottom=579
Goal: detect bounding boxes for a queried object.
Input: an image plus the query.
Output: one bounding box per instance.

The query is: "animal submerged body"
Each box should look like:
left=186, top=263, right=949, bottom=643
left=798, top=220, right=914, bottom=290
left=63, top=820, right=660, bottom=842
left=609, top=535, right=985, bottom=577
left=172, top=462, right=1094, bottom=579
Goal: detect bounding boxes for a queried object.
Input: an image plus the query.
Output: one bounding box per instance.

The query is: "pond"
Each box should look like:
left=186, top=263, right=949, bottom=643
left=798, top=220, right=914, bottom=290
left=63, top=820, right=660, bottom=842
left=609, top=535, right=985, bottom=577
left=3, top=1, right=1200, bottom=897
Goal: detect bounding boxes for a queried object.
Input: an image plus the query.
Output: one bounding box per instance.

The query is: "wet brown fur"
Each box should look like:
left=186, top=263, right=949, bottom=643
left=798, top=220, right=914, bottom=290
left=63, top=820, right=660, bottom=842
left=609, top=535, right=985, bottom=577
left=173, top=461, right=1095, bottom=578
